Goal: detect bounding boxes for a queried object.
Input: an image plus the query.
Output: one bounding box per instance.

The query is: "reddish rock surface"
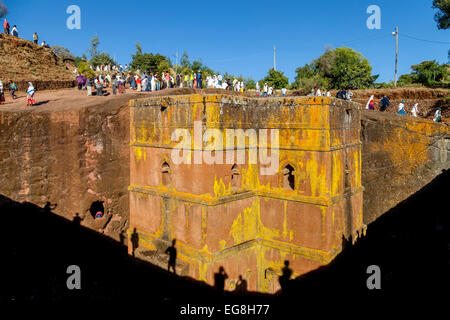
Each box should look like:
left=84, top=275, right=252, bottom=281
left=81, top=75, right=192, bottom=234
left=0, top=86, right=448, bottom=244
left=0, top=34, right=76, bottom=90
left=0, top=87, right=250, bottom=240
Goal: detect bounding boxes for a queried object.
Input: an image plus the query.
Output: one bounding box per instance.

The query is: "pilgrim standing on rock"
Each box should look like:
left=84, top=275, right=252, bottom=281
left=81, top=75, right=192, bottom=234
left=0, top=80, right=5, bottom=104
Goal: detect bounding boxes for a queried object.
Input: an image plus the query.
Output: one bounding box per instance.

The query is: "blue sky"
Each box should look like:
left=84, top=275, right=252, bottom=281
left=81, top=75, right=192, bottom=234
left=4, top=0, right=449, bottom=82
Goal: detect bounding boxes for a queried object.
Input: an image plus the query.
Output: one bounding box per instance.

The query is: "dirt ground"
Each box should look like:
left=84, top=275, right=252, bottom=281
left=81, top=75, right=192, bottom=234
left=0, top=87, right=250, bottom=112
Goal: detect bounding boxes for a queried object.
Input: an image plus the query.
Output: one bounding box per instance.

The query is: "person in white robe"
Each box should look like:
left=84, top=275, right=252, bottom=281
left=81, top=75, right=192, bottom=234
left=151, top=75, right=156, bottom=92
left=411, top=103, right=419, bottom=117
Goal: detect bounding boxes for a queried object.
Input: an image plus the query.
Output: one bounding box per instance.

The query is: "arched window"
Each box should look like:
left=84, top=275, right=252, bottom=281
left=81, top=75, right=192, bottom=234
left=89, top=200, right=104, bottom=219
left=161, top=161, right=170, bottom=186
left=282, top=164, right=295, bottom=190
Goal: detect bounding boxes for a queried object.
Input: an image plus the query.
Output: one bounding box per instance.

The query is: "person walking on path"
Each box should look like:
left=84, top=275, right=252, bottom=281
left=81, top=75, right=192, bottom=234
left=165, top=72, right=170, bottom=89
left=95, top=77, right=103, bottom=96
left=398, top=100, right=407, bottom=115
left=112, top=75, right=118, bottom=95
left=263, top=83, right=268, bottom=97
left=379, top=95, right=390, bottom=112
left=411, top=103, right=419, bottom=117
left=26, top=82, right=35, bottom=106
left=33, top=32, right=38, bottom=44
left=118, top=76, right=125, bottom=94
left=136, top=75, right=142, bottom=92
left=366, top=95, right=375, bottom=110
left=86, top=77, right=92, bottom=96
left=8, top=80, right=17, bottom=99
left=433, top=107, right=442, bottom=122
left=3, top=18, right=9, bottom=35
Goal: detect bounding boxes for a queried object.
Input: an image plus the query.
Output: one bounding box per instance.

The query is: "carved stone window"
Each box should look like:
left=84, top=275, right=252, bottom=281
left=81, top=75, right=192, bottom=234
left=161, top=162, right=170, bottom=186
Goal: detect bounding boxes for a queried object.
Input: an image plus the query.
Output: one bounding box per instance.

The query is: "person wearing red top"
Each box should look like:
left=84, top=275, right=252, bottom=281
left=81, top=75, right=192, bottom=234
left=3, top=18, right=9, bottom=35
left=136, top=76, right=142, bottom=91
left=165, top=72, right=170, bottom=89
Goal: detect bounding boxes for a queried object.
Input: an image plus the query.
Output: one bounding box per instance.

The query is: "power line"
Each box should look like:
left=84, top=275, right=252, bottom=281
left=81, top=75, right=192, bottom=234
left=340, top=34, right=391, bottom=46
left=399, top=33, right=450, bottom=44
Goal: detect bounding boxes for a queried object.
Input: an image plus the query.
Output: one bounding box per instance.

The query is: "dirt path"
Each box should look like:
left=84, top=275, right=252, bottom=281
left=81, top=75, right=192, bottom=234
left=0, top=87, right=251, bottom=112
left=0, top=87, right=158, bottom=112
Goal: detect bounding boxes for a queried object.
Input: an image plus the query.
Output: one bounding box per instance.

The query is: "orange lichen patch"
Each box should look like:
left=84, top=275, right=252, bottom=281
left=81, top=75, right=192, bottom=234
left=373, top=127, right=430, bottom=175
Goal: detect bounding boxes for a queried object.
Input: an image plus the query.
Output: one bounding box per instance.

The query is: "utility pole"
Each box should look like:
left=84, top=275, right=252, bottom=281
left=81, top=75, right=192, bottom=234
left=176, top=51, right=178, bottom=73
left=392, top=27, right=398, bottom=87
left=273, top=45, right=276, bottom=71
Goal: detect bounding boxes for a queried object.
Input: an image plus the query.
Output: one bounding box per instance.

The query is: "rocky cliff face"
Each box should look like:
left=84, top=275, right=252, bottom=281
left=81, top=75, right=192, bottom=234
left=0, top=34, right=76, bottom=90
left=361, top=110, right=449, bottom=224
left=0, top=101, right=130, bottom=240
left=0, top=92, right=448, bottom=244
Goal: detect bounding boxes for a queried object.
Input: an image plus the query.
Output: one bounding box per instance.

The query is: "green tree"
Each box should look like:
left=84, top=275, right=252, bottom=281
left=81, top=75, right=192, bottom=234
left=0, top=1, right=8, bottom=18
left=90, top=52, right=115, bottom=68
left=313, top=49, right=337, bottom=78
left=325, top=47, right=375, bottom=88
left=51, top=46, right=75, bottom=60
left=398, top=74, right=413, bottom=86
left=432, top=0, right=450, bottom=29
left=200, top=66, right=215, bottom=77
left=180, top=51, right=191, bottom=69
left=181, top=66, right=192, bottom=75
left=130, top=43, right=169, bottom=73
left=86, top=35, right=116, bottom=68
left=244, top=78, right=256, bottom=90
left=294, top=64, right=328, bottom=92
left=294, top=64, right=315, bottom=81
left=157, top=59, right=172, bottom=74
left=88, top=35, right=100, bottom=58
left=191, top=60, right=203, bottom=72
left=297, top=76, right=329, bottom=92
left=262, top=68, right=289, bottom=89
left=294, top=47, right=375, bottom=90
left=411, top=60, right=448, bottom=85
left=73, top=56, right=85, bottom=66
left=77, top=61, right=95, bottom=78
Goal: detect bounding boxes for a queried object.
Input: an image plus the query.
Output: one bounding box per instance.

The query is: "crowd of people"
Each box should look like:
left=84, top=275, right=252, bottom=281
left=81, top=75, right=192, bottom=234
left=75, top=69, right=257, bottom=96
left=71, top=70, right=443, bottom=123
